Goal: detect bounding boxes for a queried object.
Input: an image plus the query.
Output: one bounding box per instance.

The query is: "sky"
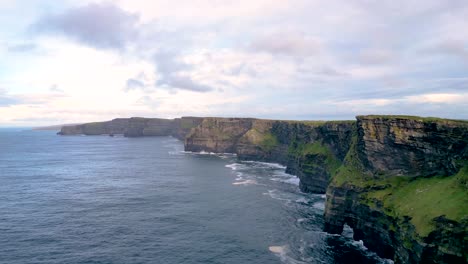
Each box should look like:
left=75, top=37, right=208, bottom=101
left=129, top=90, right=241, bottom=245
left=0, top=0, right=467, bottom=126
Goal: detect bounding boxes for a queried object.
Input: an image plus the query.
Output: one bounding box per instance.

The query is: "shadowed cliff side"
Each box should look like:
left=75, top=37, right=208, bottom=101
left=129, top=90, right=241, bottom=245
left=184, top=117, right=355, bottom=193
left=324, top=116, right=468, bottom=264
left=58, top=117, right=203, bottom=140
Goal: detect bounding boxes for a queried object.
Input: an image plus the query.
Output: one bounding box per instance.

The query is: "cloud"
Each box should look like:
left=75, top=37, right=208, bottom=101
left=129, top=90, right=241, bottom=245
left=30, top=4, right=219, bottom=95
left=154, top=51, right=214, bottom=92
left=358, top=49, right=395, bottom=65
left=405, top=93, right=467, bottom=104
left=248, top=31, right=322, bottom=57
left=49, top=84, right=64, bottom=93
left=32, top=3, right=140, bottom=49
left=3, top=0, right=468, bottom=126
left=126, top=78, right=145, bottom=90
left=0, top=89, right=19, bottom=106
left=7, top=43, right=37, bottom=52
left=427, top=39, right=468, bottom=62
left=158, top=74, right=213, bottom=92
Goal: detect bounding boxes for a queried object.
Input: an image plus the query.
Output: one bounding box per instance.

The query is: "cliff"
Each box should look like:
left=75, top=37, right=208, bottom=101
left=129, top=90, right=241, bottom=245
left=58, top=117, right=203, bottom=140
left=58, top=114, right=467, bottom=263
left=324, top=116, right=468, bottom=263
left=185, top=118, right=355, bottom=193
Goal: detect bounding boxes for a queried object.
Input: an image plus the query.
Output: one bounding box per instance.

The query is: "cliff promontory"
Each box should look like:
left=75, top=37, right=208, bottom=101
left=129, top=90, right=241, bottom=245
left=324, top=116, right=468, bottom=263
left=183, top=115, right=468, bottom=263
left=58, top=117, right=203, bottom=140
left=185, top=117, right=354, bottom=193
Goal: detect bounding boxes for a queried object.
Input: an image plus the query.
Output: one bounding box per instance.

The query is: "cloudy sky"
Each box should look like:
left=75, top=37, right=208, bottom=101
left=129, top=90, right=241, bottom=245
left=1, top=0, right=467, bottom=126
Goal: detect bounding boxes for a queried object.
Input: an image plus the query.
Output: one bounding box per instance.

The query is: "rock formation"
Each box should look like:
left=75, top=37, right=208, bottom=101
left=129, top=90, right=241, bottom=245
left=58, top=117, right=203, bottom=140
left=58, top=114, right=468, bottom=263
left=324, top=116, right=468, bottom=263
left=184, top=118, right=354, bottom=193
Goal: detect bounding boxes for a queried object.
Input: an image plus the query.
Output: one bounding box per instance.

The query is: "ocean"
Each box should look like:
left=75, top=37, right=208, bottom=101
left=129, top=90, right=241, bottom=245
left=0, top=129, right=392, bottom=264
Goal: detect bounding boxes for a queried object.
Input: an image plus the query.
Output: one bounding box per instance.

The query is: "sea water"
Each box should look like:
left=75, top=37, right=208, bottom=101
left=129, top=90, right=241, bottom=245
left=0, top=129, right=392, bottom=264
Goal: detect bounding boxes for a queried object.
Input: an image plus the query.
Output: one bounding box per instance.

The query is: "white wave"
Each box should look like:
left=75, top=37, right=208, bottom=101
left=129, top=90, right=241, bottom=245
left=269, top=245, right=286, bottom=254
left=269, top=245, right=308, bottom=264
left=181, top=151, right=237, bottom=158
left=234, top=172, right=244, bottom=181
left=225, top=163, right=237, bottom=170
left=271, top=176, right=300, bottom=186
left=232, top=179, right=257, bottom=186
left=295, top=197, right=310, bottom=204
left=162, top=138, right=178, bottom=143
left=312, top=201, right=325, bottom=210
left=340, top=225, right=394, bottom=264
left=351, top=239, right=368, bottom=250
left=225, top=163, right=241, bottom=170
left=283, top=177, right=300, bottom=186
left=263, top=189, right=292, bottom=202
left=273, top=170, right=295, bottom=178
left=242, top=161, right=286, bottom=169
left=297, top=218, right=307, bottom=223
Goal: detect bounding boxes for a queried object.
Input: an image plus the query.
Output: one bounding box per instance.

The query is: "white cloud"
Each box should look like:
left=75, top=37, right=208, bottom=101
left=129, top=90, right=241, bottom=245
left=405, top=93, right=468, bottom=104
left=1, top=0, right=468, bottom=125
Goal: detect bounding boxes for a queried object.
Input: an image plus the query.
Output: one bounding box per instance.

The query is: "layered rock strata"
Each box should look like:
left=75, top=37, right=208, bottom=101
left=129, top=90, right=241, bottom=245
left=324, top=116, right=468, bottom=263
left=58, top=115, right=468, bottom=263
left=58, top=117, right=203, bottom=140
left=185, top=118, right=354, bottom=193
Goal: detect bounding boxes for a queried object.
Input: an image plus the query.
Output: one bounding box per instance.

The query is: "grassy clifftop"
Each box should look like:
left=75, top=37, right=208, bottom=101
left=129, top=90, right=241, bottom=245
left=358, top=115, right=468, bottom=126
left=326, top=116, right=467, bottom=263
left=364, top=166, right=468, bottom=236
left=329, top=116, right=468, bottom=239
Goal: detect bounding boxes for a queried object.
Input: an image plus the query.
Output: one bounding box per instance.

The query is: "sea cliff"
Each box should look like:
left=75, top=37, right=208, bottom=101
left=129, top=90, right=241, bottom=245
left=58, top=115, right=467, bottom=263
left=184, top=115, right=468, bottom=263
left=324, top=116, right=468, bottom=263
left=184, top=118, right=354, bottom=193
left=58, top=117, right=203, bottom=140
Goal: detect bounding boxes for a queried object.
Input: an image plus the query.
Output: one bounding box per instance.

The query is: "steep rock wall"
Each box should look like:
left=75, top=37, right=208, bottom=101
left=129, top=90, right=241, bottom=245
left=58, top=117, right=203, bottom=140
left=184, top=118, right=255, bottom=153
left=324, top=116, right=468, bottom=263
left=184, top=118, right=354, bottom=193
left=58, top=114, right=467, bottom=263
left=357, top=115, right=468, bottom=176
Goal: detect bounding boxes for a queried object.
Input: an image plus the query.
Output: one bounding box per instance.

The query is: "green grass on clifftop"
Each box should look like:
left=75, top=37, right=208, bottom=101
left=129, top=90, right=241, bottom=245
left=358, top=115, right=468, bottom=125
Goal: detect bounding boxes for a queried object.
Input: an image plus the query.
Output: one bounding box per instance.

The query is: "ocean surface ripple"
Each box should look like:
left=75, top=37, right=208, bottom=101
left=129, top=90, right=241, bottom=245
left=0, top=129, right=392, bottom=264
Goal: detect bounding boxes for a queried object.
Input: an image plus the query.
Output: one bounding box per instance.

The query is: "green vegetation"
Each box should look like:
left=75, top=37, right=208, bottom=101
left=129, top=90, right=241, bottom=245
left=364, top=166, right=468, bottom=237
left=359, top=115, right=468, bottom=125
left=259, top=132, right=279, bottom=151
left=329, top=121, right=468, bottom=238
left=288, top=140, right=341, bottom=176
left=281, top=120, right=355, bottom=126
left=180, top=119, right=197, bottom=129
left=82, top=122, right=107, bottom=134
left=331, top=130, right=468, bottom=237
left=331, top=131, right=374, bottom=187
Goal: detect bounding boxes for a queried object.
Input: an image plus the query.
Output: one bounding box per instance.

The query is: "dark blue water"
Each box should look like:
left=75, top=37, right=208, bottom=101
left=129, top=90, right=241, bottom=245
left=0, top=129, right=392, bottom=264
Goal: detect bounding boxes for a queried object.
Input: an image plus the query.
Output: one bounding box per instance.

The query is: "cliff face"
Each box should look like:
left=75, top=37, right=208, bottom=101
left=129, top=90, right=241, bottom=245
left=324, top=116, right=468, bottom=264
left=58, top=117, right=203, bottom=140
left=58, top=114, right=467, bottom=263
left=357, top=116, right=468, bottom=177
left=184, top=118, right=355, bottom=193
left=185, top=118, right=256, bottom=153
